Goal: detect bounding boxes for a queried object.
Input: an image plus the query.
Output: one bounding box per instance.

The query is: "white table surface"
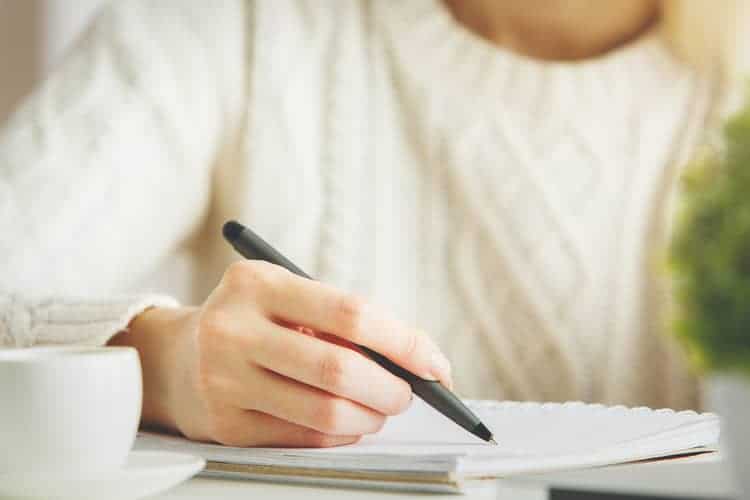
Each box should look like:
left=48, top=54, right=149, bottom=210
left=154, top=453, right=736, bottom=500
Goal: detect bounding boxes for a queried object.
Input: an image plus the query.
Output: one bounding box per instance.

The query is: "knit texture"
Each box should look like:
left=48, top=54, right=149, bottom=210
left=0, top=0, right=718, bottom=408
left=376, top=1, right=718, bottom=408
left=0, top=294, right=179, bottom=347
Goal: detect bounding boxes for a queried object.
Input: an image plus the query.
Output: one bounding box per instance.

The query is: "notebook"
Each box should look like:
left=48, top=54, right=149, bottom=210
left=134, top=399, right=720, bottom=493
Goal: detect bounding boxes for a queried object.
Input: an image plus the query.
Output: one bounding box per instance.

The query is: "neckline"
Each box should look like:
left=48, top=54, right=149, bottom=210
left=380, top=0, right=680, bottom=103
left=411, top=0, right=662, bottom=66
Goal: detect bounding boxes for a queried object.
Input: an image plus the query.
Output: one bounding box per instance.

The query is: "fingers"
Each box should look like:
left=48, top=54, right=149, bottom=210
left=245, top=264, right=452, bottom=386
left=205, top=407, right=361, bottom=448
left=245, top=321, right=413, bottom=416
left=212, top=365, right=387, bottom=436
left=192, top=261, right=449, bottom=450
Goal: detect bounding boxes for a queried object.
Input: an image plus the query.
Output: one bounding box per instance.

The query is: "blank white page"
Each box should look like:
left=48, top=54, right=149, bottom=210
left=315, top=399, right=717, bottom=457
left=136, top=399, right=719, bottom=476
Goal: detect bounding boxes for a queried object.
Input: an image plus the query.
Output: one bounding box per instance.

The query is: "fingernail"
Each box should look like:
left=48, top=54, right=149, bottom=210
left=430, top=350, right=452, bottom=386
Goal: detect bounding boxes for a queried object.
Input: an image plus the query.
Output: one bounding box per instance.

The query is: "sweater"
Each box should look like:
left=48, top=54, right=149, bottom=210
left=0, top=0, right=721, bottom=409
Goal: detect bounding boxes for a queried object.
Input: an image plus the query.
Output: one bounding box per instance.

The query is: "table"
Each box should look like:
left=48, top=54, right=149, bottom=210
left=154, top=454, right=737, bottom=500
left=506, top=453, right=736, bottom=499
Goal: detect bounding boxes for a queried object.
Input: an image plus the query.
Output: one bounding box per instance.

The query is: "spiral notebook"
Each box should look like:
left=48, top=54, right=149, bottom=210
left=135, top=399, right=719, bottom=492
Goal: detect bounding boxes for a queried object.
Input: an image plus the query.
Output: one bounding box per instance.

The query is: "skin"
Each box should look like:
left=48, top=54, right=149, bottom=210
left=110, top=262, right=452, bottom=447
left=443, top=0, right=661, bottom=61
left=110, top=0, right=660, bottom=448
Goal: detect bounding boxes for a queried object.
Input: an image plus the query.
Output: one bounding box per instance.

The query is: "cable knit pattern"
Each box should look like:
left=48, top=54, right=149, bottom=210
left=374, top=0, right=719, bottom=407
left=0, top=0, right=244, bottom=346
left=0, top=0, right=721, bottom=409
left=0, top=294, right=179, bottom=347
left=314, top=2, right=370, bottom=288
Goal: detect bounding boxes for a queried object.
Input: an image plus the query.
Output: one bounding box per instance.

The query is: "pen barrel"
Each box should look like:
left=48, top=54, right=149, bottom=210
left=410, top=381, right=482, bottom=435
left=360, top=346, right=482, bottom=436
left=229, top=232, right=311, bottom=279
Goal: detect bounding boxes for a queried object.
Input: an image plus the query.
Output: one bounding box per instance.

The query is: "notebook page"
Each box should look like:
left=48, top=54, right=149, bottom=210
left=136, top=399, right=719, bottom=471
left=311, top=399, right=718, bottom=457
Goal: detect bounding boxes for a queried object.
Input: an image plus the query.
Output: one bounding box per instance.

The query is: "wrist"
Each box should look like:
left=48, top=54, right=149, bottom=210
left=109, top=305, right=198, bottom=432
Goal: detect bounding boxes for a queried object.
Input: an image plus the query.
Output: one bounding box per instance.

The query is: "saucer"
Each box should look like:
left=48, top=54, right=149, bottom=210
left=0, top=451, right=205, bottom=499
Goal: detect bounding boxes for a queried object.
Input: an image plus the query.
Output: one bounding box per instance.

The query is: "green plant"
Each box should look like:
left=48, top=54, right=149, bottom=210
left=670, top=96, right=750, bottom=376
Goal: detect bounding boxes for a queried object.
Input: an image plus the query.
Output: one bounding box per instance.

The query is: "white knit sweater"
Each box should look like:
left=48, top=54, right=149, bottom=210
left=0, top=0, right=720, bottom=408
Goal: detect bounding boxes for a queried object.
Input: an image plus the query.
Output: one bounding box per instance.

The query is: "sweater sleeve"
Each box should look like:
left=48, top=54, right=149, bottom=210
left=0, top=294, right=180, bottom=348
left=0, top=0, right=247, bottom=347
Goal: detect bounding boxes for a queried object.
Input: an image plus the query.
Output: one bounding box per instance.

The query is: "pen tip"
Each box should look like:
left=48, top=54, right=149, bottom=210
left=489, top=438, right=498, bottom=446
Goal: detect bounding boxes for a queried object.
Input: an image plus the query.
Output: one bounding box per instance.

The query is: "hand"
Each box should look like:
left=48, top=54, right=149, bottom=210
left=113, top=261, right=452, bottom=448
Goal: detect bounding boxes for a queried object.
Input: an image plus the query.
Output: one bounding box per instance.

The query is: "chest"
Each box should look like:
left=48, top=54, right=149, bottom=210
left=363, top=49, right=695, bottom=316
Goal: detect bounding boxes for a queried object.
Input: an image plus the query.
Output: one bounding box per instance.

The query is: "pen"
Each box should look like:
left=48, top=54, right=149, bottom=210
left=222, top=220, right=497, bottom=445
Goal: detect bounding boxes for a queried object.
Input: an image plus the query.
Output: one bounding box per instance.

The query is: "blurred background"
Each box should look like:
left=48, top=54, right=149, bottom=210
left=0, top=0, right=105, bottom=125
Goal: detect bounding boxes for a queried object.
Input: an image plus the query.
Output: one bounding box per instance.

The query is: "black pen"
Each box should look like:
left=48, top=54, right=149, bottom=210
left=222, top=220, right=497, bottom=445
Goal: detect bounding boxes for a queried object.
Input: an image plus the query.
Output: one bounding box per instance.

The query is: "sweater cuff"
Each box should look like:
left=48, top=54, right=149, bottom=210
left=0, top=294, right=180, bottom=348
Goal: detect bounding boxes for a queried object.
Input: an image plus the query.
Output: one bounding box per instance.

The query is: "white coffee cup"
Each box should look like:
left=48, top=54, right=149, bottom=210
left=0, top=346, right=142, bottom=476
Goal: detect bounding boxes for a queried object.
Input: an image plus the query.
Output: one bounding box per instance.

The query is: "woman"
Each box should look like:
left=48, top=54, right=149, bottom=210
left=0, top=0, right=745, bottom=447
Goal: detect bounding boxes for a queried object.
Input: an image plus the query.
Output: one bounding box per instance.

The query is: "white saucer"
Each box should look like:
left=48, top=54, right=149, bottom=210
left=0, top=451, right=205, bottom=499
